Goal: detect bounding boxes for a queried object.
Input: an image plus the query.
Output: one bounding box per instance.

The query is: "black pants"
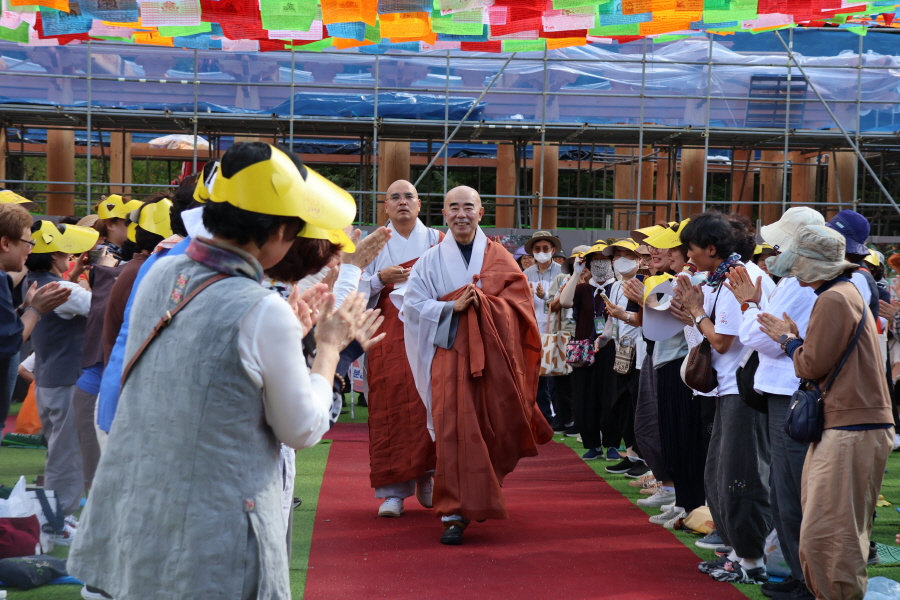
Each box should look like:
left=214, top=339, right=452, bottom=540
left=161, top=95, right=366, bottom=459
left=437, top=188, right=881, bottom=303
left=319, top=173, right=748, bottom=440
left=705, top=394, right=772, bottom=560
left=634, top=352, right=671, bottom=482
left=656, top=360, right=706, bottom=513
left=571, top=344, right=616, bottom=450
left=551, top=373, right=573, bottom=426
left=614, top=367, right=640, bottom=452
left=536, top=376, right=554, bottom=422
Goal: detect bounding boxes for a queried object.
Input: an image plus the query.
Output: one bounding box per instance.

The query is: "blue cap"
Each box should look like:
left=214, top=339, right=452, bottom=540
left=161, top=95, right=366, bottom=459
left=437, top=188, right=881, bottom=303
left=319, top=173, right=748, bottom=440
left=825, top=210, right=870, bottom=255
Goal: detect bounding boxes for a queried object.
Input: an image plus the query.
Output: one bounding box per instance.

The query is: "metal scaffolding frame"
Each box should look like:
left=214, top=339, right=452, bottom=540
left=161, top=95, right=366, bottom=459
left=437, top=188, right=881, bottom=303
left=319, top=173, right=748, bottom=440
left=2, top=30, right=900, bottom=229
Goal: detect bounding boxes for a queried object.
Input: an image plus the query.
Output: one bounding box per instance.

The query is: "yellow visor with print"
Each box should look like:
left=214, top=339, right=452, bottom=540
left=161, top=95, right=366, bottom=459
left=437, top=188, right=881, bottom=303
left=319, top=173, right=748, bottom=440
left=32, top=221, right=99, bottom=255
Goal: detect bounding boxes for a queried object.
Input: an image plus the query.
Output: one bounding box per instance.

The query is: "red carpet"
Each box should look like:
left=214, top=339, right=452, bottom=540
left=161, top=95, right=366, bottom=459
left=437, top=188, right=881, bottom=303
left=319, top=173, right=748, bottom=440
left=305, top=425, right=746, bottom=600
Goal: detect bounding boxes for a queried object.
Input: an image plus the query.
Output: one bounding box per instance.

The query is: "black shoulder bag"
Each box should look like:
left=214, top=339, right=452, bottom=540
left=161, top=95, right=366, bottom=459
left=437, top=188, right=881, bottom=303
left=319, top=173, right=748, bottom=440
left=784, top=313, right=867, bottom=444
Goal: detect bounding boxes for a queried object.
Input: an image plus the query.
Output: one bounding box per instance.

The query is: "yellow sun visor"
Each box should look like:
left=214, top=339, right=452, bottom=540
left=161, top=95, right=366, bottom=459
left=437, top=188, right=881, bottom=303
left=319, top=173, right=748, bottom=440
left=128, top=199, right=174, bottom=242
left=0, top=190, right=36, bottom=210
left=193, top=162, right=218, bottom=203
left=643, top=219, right=690, bottom=250
left=298, top=224, right=356, bottom=253
left=641, top=274, right=686, bottom=342
left=207, top=146, right=356, bottom=232
left=602, top=238, right=639, bottom=256
left=32, top=221, right=99, bottom=255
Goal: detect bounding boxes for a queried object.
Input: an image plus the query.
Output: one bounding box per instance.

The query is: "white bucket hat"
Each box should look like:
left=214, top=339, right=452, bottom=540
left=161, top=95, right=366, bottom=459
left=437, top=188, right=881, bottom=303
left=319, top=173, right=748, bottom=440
left=760, top=207, right=825, bottom=251
left=768, top=225, right=858, bottom=283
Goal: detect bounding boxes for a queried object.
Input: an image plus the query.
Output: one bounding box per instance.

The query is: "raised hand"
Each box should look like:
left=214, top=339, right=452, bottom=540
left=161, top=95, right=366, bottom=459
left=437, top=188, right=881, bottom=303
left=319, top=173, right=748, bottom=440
left=28, top=282, right=71, bottom=314
left=724, top=266, right=762, bottom=305
left=315, top=292, right=367, bottom=352
left=343, top=227, right=392, bottom=270
left=356, top=308, right=386, bottom=351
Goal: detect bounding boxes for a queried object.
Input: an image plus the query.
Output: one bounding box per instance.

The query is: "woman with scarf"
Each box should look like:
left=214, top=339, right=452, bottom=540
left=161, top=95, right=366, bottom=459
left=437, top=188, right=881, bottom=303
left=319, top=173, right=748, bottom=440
left=558, top=243, right=619, bottom=460
left=675, top=212, right=772, bottom=586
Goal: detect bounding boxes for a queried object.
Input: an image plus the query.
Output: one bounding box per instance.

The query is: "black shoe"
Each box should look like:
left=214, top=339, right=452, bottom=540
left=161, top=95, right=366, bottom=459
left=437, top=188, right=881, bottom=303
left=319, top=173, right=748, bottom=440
left=82, top=585, right=114, bottom=599
left=868, top=541, right=881, bottom=565
left=762, top=576, right=798, bottom=597
left=623, top=462, right=651, bottom=478
left=440, top=524, right=465, bottom=545
left=769, top=582, right=814, bottom=600
left=605, top=458, right=634, bottom=474
left=564, top=426, right=579, bottom=437
left=714, top=546, right=733, bottom=557
left=551, top=420, right=568, bottom=434
left=292, top=497, right=302, bottom=509
left=698, top=556, right=728, bottom=574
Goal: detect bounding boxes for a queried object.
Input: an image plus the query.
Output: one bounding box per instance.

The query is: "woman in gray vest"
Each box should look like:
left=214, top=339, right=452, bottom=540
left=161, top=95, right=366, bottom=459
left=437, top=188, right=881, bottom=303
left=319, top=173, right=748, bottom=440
left=69, top=143, right=371, bottom=600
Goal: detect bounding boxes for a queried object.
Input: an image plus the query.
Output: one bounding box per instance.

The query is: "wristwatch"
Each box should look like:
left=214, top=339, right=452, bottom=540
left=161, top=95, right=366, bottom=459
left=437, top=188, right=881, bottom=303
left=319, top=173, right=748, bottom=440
left=740, top=301, right=760, bottom=313
left=694, top=314, right=710, bottom=326
left=778, top=334, right=798, bottom=352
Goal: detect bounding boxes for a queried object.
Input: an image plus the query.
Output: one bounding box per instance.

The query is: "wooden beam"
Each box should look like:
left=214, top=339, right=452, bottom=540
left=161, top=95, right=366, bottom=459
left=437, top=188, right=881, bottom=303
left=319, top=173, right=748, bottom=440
left=826, top=151, right=856, bottom=219
left=758, top=150, right=784, bottom=225
left=46, top=129, right=75, bottom=216
left=531, top=144, right=558, bottom=229
left=495, top=143, right=516, bottom=228
left=654, top=149, right=673, bottom=224
left=678, top=147, right=706, bottom=220
left=109, top=132, right=132, bottom=197
left=377, top=141, right=410, bottom=225
left=790, top=151, right=817, bottom=207
left=730, top=149, right=755, bottom=219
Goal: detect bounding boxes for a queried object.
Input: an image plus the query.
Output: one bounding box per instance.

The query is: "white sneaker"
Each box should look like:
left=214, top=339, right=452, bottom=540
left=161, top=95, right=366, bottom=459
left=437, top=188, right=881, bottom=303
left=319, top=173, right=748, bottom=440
left=663, top=510, right=687, bottom=529
left=636, top=488, right=677, bottom=508
left=648, top=505, right=681, bottom=525
left=55, top=515, right=78, bottom=546
left=377, top=497, right=404, bottom=517
left=81, top=585, right=114, bottom=599
left=416, top=477, right=434, bottom=509
left=893, top=433, right=900, bottom=451
left=660, top=502, right=675, bottom=512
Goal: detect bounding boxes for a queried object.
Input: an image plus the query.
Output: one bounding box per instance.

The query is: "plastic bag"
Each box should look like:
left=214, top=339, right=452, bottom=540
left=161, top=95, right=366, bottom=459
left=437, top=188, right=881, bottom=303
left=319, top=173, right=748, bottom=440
left=764, top=529, right=791, bottom=578
left=864, top=576, right=900, bottom=600
left=0, top=478, right=36, bottom=520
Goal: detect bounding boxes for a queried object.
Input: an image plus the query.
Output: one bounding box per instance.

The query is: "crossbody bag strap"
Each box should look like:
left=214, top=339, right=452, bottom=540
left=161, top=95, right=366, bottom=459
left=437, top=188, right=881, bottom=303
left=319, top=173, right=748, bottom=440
left=822, top=310, right=868, bottom=393
left=121, top=273, right=230, bottom=386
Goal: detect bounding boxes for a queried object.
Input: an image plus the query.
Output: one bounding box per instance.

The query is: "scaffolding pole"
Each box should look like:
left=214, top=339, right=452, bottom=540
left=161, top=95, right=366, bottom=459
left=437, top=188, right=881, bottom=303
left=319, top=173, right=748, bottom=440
left=537, top=47, right=548, bottom=230
left=634, top=39, right=648, bottom=230
left=774, top=31, right=900, bottom=216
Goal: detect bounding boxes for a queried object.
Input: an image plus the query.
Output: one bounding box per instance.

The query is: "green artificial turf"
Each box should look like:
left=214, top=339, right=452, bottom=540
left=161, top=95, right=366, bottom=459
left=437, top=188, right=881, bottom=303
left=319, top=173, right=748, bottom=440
left=557, top=434, right=900, bottom=600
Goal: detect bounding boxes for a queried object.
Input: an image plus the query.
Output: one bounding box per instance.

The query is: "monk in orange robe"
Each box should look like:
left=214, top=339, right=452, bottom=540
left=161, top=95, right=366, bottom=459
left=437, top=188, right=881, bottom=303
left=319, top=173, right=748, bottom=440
left=361, top=179, right=442, bottom=518
left=403, top=186, right=553, bottom=545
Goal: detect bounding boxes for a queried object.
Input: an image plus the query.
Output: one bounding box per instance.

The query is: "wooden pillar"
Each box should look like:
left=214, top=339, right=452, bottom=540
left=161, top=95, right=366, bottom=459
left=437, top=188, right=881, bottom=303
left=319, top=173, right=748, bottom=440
left=730, top=149, right=755, bottom=219
left=0, top=128, right=6, bottom=183
left=654, top=149, right=672, bottom=224
left=46, top=129, right=75, bottom=216
left=495, top=143, right=516, bottom=228
left=826, top=151, right=856, bottom=219
left=613, top=147, right=634, bottom=230
left=109, top=132, right=133, bottom=197
left=758, top=150, right=784, bottom=225
left=678, top=147, right=706, bottom=220
left=790, top=151, right=817, bottom=207
left=531, top=143, right=558, bottom=229
left=636, top=146, right=654, bottom=227
left=377, top=141, right=410, bottom=225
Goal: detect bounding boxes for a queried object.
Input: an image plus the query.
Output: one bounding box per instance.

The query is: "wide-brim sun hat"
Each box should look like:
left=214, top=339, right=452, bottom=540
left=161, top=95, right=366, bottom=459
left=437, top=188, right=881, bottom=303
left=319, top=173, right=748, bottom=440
left=760, top=207, right=825, bottom=252
left=643, top=220, right=689, bottom=250
left=524, top=230, right=562, bottom=254
left=768, top=225, right=857, bottom=283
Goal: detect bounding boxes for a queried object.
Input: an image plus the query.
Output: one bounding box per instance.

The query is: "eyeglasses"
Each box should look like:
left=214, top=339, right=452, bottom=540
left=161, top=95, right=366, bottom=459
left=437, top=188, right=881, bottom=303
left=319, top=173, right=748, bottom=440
left=13, top=238, right=36, bottom=248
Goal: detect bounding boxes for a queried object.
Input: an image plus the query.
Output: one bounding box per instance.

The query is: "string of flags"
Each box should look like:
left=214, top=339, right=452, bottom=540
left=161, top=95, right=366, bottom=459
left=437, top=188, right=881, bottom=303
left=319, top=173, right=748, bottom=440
left=1, top=0, right=898, bottom=51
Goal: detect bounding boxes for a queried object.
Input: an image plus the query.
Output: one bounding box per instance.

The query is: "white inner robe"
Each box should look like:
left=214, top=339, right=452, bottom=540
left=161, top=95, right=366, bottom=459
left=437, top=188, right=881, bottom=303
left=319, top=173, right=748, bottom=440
left=403, top=227, right=487, bottom=438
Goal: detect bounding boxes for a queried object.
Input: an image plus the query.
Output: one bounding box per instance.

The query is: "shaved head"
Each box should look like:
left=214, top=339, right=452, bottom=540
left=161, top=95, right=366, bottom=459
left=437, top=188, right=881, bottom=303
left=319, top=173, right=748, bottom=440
left=442, top=185, right=484, bottom=244
left=384, top=179, right=420, bottom=227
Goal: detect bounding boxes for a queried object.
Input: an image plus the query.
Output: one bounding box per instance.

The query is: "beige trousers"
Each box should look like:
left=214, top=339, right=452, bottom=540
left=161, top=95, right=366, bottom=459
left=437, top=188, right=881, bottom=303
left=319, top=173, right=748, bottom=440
left=800, top=427, right=893, bottom=600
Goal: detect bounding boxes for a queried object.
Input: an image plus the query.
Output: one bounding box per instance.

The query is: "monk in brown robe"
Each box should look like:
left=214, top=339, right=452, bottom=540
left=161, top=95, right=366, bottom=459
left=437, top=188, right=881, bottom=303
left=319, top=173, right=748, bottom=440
left=403, top=186, right=553, bottom=545
left=361, top=180, right=442, bottom=518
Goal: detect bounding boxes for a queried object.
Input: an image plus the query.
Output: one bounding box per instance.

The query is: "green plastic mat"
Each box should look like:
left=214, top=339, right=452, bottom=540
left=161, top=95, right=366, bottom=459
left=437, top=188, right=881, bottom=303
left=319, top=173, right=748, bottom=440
left=875, top=543, right=900, bottom=566
left=1, top=433, right=46, bottom=449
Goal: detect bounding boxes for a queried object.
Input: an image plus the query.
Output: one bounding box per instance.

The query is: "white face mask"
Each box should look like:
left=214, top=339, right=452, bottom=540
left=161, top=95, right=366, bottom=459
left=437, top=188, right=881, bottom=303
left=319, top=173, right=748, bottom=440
left=613, top=257, right=638, bottom=274
left=533, top=251, right=552, bottom=264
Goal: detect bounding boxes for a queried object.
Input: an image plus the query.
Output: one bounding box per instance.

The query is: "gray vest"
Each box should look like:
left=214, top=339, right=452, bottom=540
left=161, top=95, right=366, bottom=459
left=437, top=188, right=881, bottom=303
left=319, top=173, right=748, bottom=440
left=68, top=253, right=288, bottom=600
left=27, top=271, right=86, bottom=388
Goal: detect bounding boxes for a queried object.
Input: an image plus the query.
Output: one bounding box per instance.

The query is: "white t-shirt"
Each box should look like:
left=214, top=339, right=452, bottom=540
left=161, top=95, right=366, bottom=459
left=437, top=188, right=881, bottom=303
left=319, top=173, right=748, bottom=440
left=703, top=284, right=744, bottom=396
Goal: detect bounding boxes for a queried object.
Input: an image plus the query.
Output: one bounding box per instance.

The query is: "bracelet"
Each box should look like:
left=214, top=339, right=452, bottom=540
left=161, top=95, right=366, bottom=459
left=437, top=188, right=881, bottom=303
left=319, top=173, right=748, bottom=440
left=376, top=270, right=385, bottom=285
left=23, top=306, right=41, bottom=321
left=334, top=373, right=346, bottom=390
left=625, top=313, right=631, bottom=324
